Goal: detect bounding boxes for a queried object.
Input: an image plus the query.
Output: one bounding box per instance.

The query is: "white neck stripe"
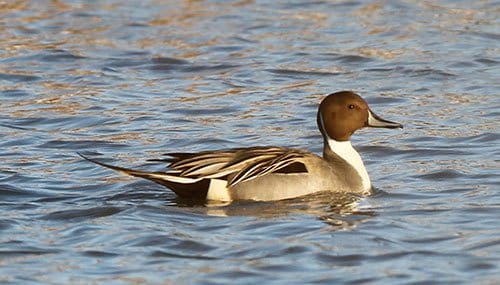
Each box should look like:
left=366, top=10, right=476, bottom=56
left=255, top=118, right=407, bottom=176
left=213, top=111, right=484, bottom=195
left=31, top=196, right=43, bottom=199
left=327, top=139, right=371, bottom=191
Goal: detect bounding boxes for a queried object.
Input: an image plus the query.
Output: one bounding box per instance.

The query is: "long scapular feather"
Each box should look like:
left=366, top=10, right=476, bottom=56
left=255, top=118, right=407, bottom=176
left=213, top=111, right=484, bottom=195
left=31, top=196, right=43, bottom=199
left=79, top=146, right=308, bottom=188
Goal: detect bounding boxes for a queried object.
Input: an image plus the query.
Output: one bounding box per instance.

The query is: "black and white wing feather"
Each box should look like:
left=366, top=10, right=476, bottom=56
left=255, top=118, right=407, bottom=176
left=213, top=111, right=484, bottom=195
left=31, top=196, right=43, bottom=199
left=162, top=147, right=308, bottom=186
left=80, top=147, right=309, bottom=188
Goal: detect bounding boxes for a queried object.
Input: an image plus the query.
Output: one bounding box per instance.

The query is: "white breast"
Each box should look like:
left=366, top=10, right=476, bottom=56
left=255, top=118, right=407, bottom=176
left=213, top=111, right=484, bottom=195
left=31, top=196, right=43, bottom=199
left=327, top=139, right=371, bottom=191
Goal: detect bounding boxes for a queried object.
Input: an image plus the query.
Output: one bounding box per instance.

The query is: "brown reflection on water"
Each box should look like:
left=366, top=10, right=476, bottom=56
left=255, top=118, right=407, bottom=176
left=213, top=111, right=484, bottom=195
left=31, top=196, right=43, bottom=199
left=149, top=1, right=219, bottom=27
left=195, top=192, right=374, bottom=230
left=0, top=1, right=123, bottom=55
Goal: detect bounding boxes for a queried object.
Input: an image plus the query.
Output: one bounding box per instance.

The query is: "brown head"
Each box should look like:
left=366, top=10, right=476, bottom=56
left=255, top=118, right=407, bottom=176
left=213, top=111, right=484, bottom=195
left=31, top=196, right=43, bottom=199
left=317, top=91, right=402, bottom=141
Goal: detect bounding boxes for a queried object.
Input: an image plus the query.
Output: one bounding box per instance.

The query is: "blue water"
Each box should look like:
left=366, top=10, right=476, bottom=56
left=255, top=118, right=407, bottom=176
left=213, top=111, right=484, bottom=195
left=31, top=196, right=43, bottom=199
left=0, top=1, right=499, bottom=284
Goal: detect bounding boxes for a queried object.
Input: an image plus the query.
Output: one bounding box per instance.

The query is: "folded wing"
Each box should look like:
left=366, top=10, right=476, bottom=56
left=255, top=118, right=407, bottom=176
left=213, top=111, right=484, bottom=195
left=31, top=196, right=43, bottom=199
left=79, top=147, right=309, bottom=198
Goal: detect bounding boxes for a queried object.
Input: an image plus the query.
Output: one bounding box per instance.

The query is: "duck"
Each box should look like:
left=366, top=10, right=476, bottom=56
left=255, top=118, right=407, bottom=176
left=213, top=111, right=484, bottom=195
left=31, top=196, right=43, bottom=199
left=80, top=91, right=402, bottom=202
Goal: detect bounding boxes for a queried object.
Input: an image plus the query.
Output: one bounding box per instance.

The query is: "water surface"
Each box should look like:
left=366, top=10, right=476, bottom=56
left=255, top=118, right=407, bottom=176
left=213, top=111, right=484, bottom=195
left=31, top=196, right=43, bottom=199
left=0, top=1, right=499, bottom=284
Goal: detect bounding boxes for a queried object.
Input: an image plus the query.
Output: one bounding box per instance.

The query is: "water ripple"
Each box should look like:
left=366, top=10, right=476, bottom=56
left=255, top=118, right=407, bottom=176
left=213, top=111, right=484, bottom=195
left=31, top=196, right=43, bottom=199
left=0, top=1, right=498, bottom=284
left=41, top=207, right=124, bottom=221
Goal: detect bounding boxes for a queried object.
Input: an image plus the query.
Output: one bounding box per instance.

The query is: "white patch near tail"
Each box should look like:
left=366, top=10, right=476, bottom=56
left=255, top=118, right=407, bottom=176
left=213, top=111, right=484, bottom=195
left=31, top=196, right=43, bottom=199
left=206, top=179, right=231, bottom=201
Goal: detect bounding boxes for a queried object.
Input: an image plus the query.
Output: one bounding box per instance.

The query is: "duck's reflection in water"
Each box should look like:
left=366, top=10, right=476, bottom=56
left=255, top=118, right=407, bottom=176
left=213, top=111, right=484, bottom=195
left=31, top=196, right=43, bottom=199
left=175, top=191, right=376, bottom=229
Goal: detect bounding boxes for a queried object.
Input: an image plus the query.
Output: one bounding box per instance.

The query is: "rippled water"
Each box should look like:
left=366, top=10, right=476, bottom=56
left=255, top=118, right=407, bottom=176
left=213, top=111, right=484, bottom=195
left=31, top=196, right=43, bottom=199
left=1, top=1, right=499, bottom=284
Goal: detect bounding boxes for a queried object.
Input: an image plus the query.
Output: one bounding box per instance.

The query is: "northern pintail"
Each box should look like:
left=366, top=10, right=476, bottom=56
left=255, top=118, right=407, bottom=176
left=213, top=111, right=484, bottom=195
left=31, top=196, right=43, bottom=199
left=80, top=91, right=402, bottom=201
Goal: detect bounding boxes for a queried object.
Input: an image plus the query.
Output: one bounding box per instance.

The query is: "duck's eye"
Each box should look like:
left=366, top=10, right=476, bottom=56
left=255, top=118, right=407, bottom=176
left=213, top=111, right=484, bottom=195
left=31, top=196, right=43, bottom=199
left=348, top=104, right=355, bottom=109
